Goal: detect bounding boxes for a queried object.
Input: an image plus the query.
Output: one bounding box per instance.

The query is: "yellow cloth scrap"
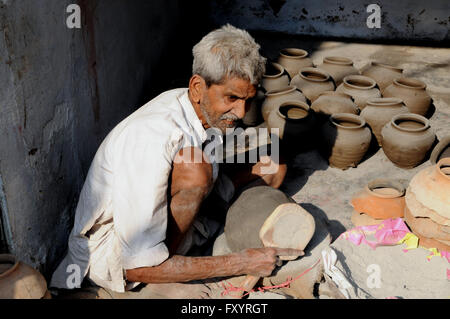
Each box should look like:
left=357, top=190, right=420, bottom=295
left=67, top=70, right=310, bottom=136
left=397, top=232, right=419, bottom=250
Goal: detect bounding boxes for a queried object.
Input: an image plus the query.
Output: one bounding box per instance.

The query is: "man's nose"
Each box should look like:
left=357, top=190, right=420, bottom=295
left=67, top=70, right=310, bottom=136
left=234, top=99, right=246, bottom=119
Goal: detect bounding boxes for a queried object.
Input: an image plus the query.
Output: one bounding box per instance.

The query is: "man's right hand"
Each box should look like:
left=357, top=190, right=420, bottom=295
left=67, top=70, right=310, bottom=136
left=237, top=247, right=304, bottom=277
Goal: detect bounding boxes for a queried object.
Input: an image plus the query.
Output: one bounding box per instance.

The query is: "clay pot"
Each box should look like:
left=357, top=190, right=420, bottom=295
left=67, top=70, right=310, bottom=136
left=351, top=210, right=384, bottom=227
left=243, top=89, right=265, bottom=126
left=317, top=56, right=359, bottom=86
left=321, top=113, right=372, bottom=169
left=0, top=254, right=49, bottom=299
left=430, top=135, right=450, bottom=165
left=290, top=67, right=335, bottom=102
left=261, top=62, right=290, bottom=92
left=362, top=62, right=403, bottom=92
left=336, top=75, right=381, bottom=110
left=405, top=188, right=450, bottom=226
left=311, top=91, right=359, bottom=116
left=261, top=86, right=306, bottom=122
left=383, top=78, right=431, bottom=116
left=350, top=179, right=405, bottom=219
left=404, top=206, right=450, bottom=242
left=381, top=113, right=435, bottom=168
left=277, top=48, right=313, bottom=79
left=415, top=233, right=450, bottom=252
left=360, top=97, right=410, bottom=146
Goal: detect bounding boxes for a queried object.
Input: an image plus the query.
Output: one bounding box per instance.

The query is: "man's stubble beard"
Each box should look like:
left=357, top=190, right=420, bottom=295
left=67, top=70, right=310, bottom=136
left=200, top=95, right=239, bottom=135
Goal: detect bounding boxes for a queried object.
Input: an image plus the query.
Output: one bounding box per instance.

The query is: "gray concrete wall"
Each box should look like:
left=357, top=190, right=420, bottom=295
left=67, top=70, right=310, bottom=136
left=210, top=0, right=449, bottom=41
left=0, top=0, right=181, bottom=275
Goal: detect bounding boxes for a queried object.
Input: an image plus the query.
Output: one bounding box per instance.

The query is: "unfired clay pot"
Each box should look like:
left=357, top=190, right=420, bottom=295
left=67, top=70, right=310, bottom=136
left=383, top=78, right=431, bottom=116
left=381, top=113, right=435, bottom=168
left=243, top=88, right=265, bottom=126
left=0, top=254, right=49, bottom=299
left=317, top=56, right=359, bottom=86
left=360, top=97, right=410, bottom=146
left=311, top=91, right=359, bottom=118
left=261, top=62, right=290, bottom=92
left=321, top=113, right=372, bottom=169
left=404, top=206, right=450, bottom=242
left=277, top=48, right=313, bottom=79
left=261, top=86, right=306, bottom=122
left=430, top=135, right=450, bottom=165
left=350, top=179, right=406, bottom=219
left=290, top=67, right=335, bottom=102
left=336, top=75, right=381, bottom=110
left=351, top=210, right=384, bottom=227
left=362, top=62, right=403, bottom=92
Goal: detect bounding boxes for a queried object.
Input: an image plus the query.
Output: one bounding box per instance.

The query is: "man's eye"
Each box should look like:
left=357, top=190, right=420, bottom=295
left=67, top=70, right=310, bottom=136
left=228, top=96, right=239, bottom=102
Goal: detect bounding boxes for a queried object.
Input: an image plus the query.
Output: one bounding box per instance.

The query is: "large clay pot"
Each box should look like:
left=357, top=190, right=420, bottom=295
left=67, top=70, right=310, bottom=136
left=311, top=91, right=359, bottom=116
left=351, top=179, right=406, bottom=219
left=362, top=62, right=403, bottom=92
left=277, top=48, right=313, bottom=79
left=404, top=206, right=450, bottom=242
left=290, top=67, right=335, bottom=102
left=381, top=113, right=435, bottom=168
left=360, top=97, right=410, bottom=146
left=321, top=113, right=372, bottom=169
left=317, top=56, right=359, bottom=86
left=430, top=135, right=450, bottom=165
left=336, top=75, right=381, bottom=110
left=405, top=188, right=450, bottom=226
left=383, top=78, right=431, bottom=116
left=0, top=254, right=49, bottom=299
left=242, top=89, right=265, bottom=126
left=261, top=86, right=306, bottom=122
left=261, top=62, right=290, bottom=92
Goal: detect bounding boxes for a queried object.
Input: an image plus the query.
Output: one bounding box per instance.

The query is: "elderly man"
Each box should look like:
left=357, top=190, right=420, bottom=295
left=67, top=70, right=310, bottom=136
left=50, top=24, right=301, bottom=299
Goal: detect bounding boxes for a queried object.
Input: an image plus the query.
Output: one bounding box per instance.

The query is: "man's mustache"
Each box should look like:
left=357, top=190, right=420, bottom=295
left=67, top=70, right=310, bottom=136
left=219, top=113, right=240, bottom=121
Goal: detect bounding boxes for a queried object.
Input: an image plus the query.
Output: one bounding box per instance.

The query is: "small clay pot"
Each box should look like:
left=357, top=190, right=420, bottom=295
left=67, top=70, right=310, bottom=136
left=404, top=206, right=450, bottom=242
left=321, top=113, right=372, bottom=169
left=360, top=97, right=410, bottom=146
left=277, top=48, right=313, bottom=79
left=351, top=179, right=406, bottom=219
left=405, top=188, right=450, bottom=226
left=261, top=86, right=306, bottom=122
left=430, top=135, right=450, bottom=165
left=0, top=254, right=48, bottom=299
left=381, top=113, right=435, bottom=168
left=243, top=89, right=265, bottom=126
left=351, top=210, right=384, bottom=227
left=362, top=62, right=403, bottom=92
left=261, top=62, right=290, bottom=92
left=290, top=67, right=335, bottom=102
left=317, top=56, right=359, bottom=86
left=383, top=78, right=431, bottom=116
left=336, top=75, right=381, bottom=110
left=311, top=91, right=359, bottom=124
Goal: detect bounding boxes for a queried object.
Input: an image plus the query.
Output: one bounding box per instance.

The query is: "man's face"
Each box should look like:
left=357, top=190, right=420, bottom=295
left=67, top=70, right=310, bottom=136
left=199, top=77, right=257, bottom=134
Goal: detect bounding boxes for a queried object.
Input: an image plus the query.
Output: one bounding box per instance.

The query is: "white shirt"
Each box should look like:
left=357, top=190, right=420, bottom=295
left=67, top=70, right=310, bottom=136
left=50, top=88, right=224, bottom=292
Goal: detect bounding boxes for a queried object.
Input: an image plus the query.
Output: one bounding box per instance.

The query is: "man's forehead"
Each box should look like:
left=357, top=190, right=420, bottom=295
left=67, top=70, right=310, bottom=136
left=222, top=77, right=256, bottom=96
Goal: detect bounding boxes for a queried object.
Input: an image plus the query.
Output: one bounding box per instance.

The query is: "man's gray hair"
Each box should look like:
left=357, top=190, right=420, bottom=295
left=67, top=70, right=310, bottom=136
left=192, top=24, right=266, bottom=86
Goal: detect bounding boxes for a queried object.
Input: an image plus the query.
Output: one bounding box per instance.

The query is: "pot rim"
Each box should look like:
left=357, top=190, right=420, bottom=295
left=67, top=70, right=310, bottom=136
left=263, top=62, right=285, bottom=79
left=323, top=56, right=354, bottom=66
left=279, top=48, right=308, bottom=59
left=265, top=85, right=297, bottom=97
left=365, top=179, right=405, bottom=198
left=298, top=67, right=330, bottom=82
left=437, top=158, right=450, bottom=181
left=0, top=254, right=20, bottom=279
left=393, top=77, right=426, bottom=90
left=366, top=97, right=404, bottom=107
left=330, top=113, right=366, bottom=129
left=430, top=135, right=450, bottom=165
left=391, top=113, right=430, bottom=133
left=276, top=101, right=310, bottom=121
left=371, top=61, right=403, bottom=73
left=343, top=75, right=377, bottom=90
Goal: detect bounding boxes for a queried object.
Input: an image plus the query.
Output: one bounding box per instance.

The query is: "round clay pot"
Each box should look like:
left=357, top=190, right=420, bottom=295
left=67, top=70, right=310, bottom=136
left=290, top=67, right=335, bottom=102
left=404, top=206, right=450, bottom=241
left=351, top=210, right=384, bottom=227
left=351, top=179, right=406, bottom=219
left=360, top=97, right=410, bottom=146
left=277, top=48, right=313, bottom=79
left=0, top=254, right=48, bottom=299
left=321, top=113, right=372, bottom=169
left=261, top=62, right=290, bottom=92
left=243, top=88, right=265, bottom=126
left=381, top=113, right=435, bottom=168
left=383, top=78, right=431, bottom=116
left=261, top=86, right=306, bottom=122
left=362, top=62, right=403, bottom=92
left=311, top=91, right=359, bottom=116
left=317, top=56, right=359, bottom=86
left=430, top=135, right=450, bottom=165
left=405, top=188, right=450, bottom=226
left=336, top=75, right=381, bottom=110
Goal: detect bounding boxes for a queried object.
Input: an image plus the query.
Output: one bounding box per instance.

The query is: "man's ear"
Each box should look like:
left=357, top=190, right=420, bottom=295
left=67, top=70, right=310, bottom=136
left=189, top=74, right=207, bottom=104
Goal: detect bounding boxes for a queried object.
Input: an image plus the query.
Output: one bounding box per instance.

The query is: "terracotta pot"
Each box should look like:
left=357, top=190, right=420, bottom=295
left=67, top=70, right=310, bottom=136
left=317, top=56, right=359, bottom=86
left=383, top=78, right=431, bottom=116
left=290, top=67, right=335, bottom=102
left=381, top=113, right=435, bottom=168
left=311, top=91, right=359, bottom=118
left=243, top=89, right=265, bottom=126
left=321, top=113, right=372, bottom=169
left=277, top=48, right=313, bottom=79
left=415, top=233, right=450, bottom=252
left=404, top=206, right=450, bottom=241
left=360, top=97, right=410, bottom=146
left=407, top=158, right=450, bottom=221
left=336, top=75, right=381, bottom=110
left=0, top=254, right=48, bottom=299
left=351, top=210, right=384, bottom=227
left=430, top=135, right=450, bottom=165
left=261, top=86, right=306, bottom=122
left=351, top=179, right=406, bottom=219
left=361, top=62, right=403, bottom=92
left=405, top=188, right=450, bottom=226
left=261, top=62, right=290, bottom=92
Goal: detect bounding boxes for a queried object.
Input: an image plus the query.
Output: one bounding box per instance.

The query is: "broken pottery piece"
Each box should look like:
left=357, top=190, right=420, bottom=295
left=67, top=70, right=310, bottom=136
left=351, top=210, right=384, bottom=227
left=311, top=91, right=359, bottom=119
left=430, top=135, right=450, bottom=165
left=416, top=233, right=450, bottom=252
left=405, top=188, right=450, bottom=226
left=404, top=206, right=450, bottom=242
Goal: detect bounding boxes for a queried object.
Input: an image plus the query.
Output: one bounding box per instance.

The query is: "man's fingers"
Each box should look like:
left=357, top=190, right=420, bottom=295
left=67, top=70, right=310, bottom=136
left=273, top=248, right=305, bottom=257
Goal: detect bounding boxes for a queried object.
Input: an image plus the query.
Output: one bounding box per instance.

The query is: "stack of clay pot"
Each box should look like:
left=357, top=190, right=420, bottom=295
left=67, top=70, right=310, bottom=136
left=404, top=158, right=450, bottom=251
left=350, top=179, right=406, bottom=227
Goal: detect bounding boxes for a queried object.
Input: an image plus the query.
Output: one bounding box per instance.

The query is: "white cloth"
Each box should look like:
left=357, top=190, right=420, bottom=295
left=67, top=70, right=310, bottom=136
left=50, top=88, right=226, bottom=292
left=321, top=248, right=353, bottom=299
